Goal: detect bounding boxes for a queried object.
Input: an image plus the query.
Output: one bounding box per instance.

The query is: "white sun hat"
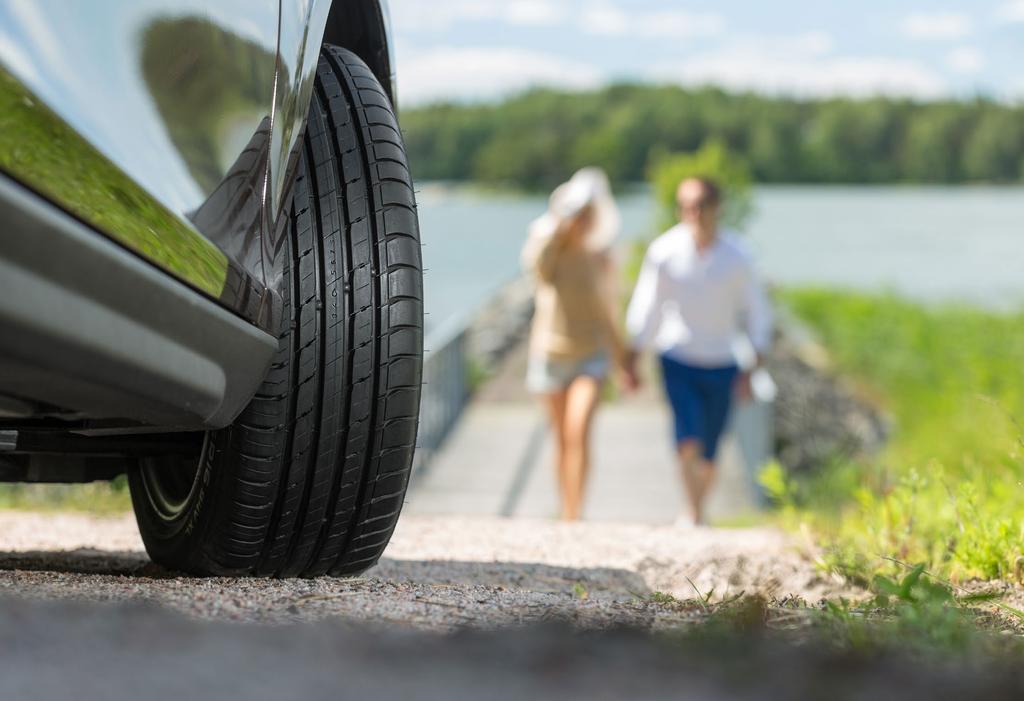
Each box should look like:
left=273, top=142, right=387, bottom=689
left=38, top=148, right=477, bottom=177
left=534, top=167, right=620, bottom=252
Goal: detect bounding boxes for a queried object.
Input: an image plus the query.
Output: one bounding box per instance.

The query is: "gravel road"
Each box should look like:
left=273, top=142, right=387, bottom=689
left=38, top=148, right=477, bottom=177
left=5, top=511, right=1023, bottom=701
left=0, top=511, right=847, bottom=629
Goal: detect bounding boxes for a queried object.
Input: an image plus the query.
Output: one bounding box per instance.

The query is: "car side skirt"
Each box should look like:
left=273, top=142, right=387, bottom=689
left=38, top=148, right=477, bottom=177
left=0, top=175, right=277, bottom=430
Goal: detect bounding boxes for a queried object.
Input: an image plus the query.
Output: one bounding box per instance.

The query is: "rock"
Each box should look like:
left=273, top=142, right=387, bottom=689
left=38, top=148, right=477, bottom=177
left=766, top=313, right=889, bottom=474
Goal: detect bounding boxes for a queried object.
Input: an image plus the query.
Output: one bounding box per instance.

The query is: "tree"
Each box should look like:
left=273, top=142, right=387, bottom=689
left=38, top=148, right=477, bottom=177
left=647, top=139, right=754, bottom=232
left=962, top=108, right=1024, bottom=182
left=398, top=85, right=1024, bottom=188
left=901, top=104, right=970, bottom=183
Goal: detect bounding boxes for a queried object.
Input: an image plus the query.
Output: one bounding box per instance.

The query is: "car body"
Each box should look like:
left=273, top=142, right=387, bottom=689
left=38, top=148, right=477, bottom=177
left=0, top=0, right=424, bottom=576
left=0, top=0, right=391, bottom=437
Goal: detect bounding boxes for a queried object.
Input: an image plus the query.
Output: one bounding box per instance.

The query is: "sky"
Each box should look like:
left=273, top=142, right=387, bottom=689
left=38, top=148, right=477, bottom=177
left=388, top=0, right=1024, bottom=105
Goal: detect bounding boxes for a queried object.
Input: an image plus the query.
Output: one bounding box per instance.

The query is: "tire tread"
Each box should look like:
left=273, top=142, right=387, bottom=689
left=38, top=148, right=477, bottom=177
left=131, top=45, right=421, bottom=579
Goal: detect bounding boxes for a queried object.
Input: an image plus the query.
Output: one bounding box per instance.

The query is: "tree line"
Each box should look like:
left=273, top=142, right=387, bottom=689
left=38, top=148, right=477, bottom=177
left=399, top=84, right=1024, bottom=189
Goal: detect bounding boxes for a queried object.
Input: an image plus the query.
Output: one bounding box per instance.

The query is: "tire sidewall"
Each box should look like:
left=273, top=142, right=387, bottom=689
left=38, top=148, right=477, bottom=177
left=128, top=429, right=225, bottom=573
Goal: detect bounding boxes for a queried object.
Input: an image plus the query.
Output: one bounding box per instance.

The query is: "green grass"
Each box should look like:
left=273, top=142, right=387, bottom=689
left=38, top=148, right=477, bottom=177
left=775, top=288, right=1024, bottom=583
left=649, top=580, right=1022, bottom=657
left=0, top=477, right=132, bottom=515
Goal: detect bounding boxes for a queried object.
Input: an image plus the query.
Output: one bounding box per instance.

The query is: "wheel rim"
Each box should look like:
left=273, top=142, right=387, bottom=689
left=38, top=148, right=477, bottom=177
left=139, top=433, right=208, bottom=522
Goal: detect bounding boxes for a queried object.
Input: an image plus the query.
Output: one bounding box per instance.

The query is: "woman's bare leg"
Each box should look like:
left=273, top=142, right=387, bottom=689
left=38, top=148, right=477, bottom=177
left=544, top=389, right=570, bottom=516
left=561, top=375, right=602, bottom=521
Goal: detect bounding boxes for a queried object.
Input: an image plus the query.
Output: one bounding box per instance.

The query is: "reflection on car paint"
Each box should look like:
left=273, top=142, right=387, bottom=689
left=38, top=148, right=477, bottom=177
left=0, top=0, right=395, bottom=330
left=0, top=0, right=279, bottom=322
left=139, top=17, right=275, bottom=199
left=191, top=117, right=272, bottom=325
left=0, top=66, right=229, bottom=298
left=261, top=0, right=332, bottom=309
left=271, top=0, right=332, bottom=221
left=139, top=15, right=277, bottom=319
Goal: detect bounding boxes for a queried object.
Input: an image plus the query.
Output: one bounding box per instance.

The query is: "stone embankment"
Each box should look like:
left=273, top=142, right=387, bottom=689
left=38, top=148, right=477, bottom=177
left=766, top=309, right=889, bottom=474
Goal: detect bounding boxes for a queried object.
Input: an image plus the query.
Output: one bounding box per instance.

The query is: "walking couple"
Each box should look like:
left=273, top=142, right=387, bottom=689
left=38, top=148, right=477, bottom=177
left=521, top=168, right=772, bottom=525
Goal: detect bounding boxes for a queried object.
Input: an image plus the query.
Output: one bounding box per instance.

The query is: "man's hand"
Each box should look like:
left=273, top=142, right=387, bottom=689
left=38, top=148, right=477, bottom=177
left=734, top=371, right=753, bottom=402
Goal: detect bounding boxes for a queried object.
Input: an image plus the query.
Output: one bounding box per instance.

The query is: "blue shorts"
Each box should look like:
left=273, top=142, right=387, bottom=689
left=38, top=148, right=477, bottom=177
left=660, top=355, right=738, bottom=461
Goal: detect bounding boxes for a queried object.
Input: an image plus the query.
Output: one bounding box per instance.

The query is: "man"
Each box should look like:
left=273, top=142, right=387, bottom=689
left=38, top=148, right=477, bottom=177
left=626, top=177, right=772, bottom=526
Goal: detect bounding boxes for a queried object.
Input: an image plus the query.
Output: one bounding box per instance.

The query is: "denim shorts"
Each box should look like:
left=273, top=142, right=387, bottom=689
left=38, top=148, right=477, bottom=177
left=660, top=355, right=739, bottom=462
left=527, top=352, right=610, bottom=394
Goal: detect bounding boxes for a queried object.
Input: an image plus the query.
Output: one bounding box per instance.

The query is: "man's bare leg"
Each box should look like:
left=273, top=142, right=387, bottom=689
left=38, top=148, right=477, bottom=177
left=697, top=459, right=717, bottom=524
left=677, top=439, right=707, bottom=525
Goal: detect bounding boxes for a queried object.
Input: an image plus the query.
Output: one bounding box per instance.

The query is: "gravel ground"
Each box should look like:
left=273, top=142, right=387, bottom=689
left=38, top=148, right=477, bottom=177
left=3, top=511, right=1024, bottom=700
left=0, top=511, right=850, bottom=630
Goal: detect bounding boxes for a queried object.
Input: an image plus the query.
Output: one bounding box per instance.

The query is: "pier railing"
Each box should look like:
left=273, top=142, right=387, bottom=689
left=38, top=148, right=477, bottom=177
left=414, top=278, right=533, bottom=475
left=413, top=315, right=472, bottom=474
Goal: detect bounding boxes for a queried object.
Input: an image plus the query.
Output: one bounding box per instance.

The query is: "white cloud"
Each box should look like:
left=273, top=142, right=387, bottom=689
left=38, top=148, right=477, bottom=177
left=654, top=50, right=947, bottom=99
left=396, top=46, right=602, bottom=104
left=947, top=46, right=985, bottom=75
left=649, top=30, right=947, bottom=100
left=738, top=31, right=835, bottom=58
left=396, top=31, right=950, bottom=104
left=579, top=3, right=622, bottom=35
left=789, top=31, right=836, bottom=57
left=581, top=1, right=724, bottom=39
left=996, top=0, right=1024, bottom=22
left=505, top=0, right=565, bottom=26
left=901, top=12, right=973, bottom=40
left=388, top=0, right=567, bottom=33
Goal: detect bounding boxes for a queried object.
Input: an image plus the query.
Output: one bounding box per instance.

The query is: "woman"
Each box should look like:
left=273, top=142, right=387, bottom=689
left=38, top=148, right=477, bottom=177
left=521, top=167, right=635, bottom=521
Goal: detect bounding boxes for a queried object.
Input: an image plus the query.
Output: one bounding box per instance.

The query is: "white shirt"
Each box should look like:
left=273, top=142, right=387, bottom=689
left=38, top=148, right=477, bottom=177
left=626, top=224, right=772, bottom=367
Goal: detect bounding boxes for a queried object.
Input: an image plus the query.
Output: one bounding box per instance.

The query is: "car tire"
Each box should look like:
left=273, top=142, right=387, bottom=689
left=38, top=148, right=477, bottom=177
left=128, top=45, right=422, bottom=578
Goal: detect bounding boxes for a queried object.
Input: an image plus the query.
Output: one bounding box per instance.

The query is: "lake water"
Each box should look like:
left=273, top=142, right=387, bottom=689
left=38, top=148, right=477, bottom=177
left=417, top=184, right=1024, bottom=336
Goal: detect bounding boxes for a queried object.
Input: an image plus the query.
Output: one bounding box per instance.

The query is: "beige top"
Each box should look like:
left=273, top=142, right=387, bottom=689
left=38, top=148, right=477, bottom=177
left=521, top=218, right=617, bottom=361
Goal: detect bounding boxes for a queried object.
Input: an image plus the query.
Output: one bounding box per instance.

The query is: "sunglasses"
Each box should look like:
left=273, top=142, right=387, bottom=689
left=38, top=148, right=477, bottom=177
left=678, top=198, right=715, bottom=212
